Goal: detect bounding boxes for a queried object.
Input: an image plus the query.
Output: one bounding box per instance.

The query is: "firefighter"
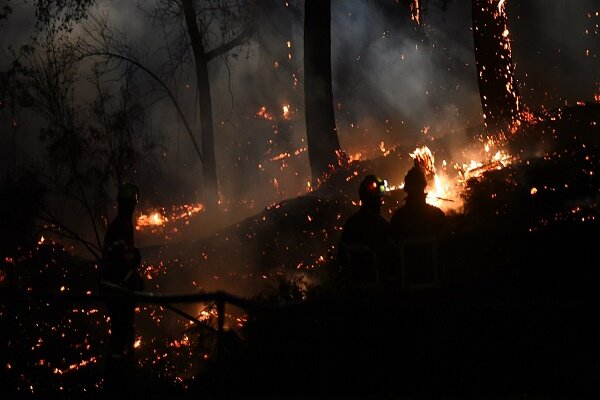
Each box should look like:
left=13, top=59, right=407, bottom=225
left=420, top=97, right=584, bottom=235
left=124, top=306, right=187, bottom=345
left=100, top=182, right=144, bottom=388
left=390, top=166, right=446, bottom=241
left=338, top=174, right=392, bottom=285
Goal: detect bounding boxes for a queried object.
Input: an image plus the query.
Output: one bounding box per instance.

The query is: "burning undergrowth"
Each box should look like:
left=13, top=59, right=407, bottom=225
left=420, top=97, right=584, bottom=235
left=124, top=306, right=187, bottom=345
left=0, top=150, right=410, bottom=395
left=442, top=102, right=600, bottom=297
left=139, top=149, right=412, bottom=300
left=3, top=103, right=600, bottom=395
left=463, top=102, right=600, bottom=232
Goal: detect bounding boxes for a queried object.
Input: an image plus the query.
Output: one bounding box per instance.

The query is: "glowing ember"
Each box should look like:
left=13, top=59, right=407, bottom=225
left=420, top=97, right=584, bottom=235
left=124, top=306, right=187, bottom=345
left=256, top=106, right=273, bottom=120
left=348, top=152, right=363, bottom=162
left=473, top=0, right=521, bottom=136
left=52, top=357, right=97, bottom=375
left=137, top=212, right=168, bottom=228
left=135, top=203, right=204, bottom=234
left=410, top=0, right=421, bottom=25
left=282, top=104, right=291, bottom=119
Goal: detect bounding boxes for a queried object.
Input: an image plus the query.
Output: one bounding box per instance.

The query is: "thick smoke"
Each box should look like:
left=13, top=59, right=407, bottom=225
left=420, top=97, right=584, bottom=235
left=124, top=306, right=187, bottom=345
left=2, top=0, right=600, bottom=244
left=330, top=0, right=482, bottom=170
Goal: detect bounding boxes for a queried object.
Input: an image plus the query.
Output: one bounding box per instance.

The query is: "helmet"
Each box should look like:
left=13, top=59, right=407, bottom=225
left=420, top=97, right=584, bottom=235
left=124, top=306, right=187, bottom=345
left=117, top=183, right=139, bottom=204
left=403, top=167, right=427, bottom=193
left=359, top=175, right=387, bottom=201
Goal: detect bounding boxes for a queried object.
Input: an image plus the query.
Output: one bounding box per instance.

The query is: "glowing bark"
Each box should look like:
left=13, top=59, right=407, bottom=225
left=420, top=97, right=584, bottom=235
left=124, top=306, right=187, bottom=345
left=472, top=0, right=520, bottom=137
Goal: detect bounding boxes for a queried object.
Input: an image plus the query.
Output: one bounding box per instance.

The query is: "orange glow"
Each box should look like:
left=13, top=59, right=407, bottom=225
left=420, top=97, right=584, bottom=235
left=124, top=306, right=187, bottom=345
left=388, top=139, right=516, bottom=213
left=137, top=212, right=168, bottom=228
left=282, top=104, right=291, bottom=119
left=52, top=357, right=97, bottom=375
left=256, top=106, right=273, bottom=120
left=135, top=203, right=204, bottom=234
left=410, top=0, right=421, bottom=25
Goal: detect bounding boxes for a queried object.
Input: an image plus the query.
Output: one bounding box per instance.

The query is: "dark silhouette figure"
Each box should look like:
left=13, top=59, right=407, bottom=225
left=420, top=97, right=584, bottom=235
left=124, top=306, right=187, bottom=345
left=391, top=167, right=446, bottom=241
left=391, top=167, right=446, bottom=289
left=338, top=174, right=391, bottom=285
left=100, top=183, right=144, bottom=388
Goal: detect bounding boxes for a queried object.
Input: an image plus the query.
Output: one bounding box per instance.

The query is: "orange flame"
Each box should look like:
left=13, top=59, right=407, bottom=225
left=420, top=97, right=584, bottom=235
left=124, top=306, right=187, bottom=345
left=256, top=106, right=273, bottom=120
left=410, top=0, right=421, bottom=25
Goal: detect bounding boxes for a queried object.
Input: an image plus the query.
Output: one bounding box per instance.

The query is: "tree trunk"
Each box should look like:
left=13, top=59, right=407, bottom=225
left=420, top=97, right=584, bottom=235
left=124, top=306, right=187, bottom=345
left=182, top=0, right=218, bottom=208
left=304, top=0, right=343, bottom=184
left=472, top=0, right=520, bottom=137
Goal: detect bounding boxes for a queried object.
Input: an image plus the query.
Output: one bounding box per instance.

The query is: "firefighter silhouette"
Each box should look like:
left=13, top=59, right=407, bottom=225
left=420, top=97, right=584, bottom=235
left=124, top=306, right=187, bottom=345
left=390, top=166, right=446, bottom=241
left=100, top=182, right=144, bottom=386
left=390, top=167, right=446, bottom=289
left=338, top=174, right=392, bottom=285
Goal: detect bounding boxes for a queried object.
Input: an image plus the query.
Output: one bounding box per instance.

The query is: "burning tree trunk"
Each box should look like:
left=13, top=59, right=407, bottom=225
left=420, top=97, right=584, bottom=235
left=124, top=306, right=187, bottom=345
left=472, top=0, right=520, bottom=137
left=304, top=0, right=344, bottom=184
left=182, top=0, right=219, bottom=208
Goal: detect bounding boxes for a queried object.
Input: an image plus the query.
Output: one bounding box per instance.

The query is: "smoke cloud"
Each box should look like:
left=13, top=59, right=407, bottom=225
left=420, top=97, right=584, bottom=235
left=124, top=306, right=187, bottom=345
left=2, top=0, right=599, bottom=239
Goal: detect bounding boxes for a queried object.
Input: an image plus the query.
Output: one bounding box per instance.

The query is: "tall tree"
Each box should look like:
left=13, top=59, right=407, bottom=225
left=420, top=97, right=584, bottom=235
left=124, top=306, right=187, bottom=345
left=472, top=0, right=520, bottom=137
left=179, top=0, right=256, bottom=208
left=304, top=0, right=343, bottom=185
left=83, top=1, right=256, bottom=209
left=181, top=0, right=219, bottom=207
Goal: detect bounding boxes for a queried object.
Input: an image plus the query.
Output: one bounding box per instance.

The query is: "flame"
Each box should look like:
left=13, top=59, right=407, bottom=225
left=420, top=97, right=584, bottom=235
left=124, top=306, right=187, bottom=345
left=135, top=203, right=204, bottom=234
left=409, top=146, right=453, bottom=208
left=52, top=357, right=97, bottom=375
left=497, top=0, right=506, bottom=14
left=282, top=104, right=291, bottom=119
left=379, top=141, right=390, bottom=156
left=398, top=140, right=516, bottom=212
left=410, top=0, right=421, bottom=25
left=256, top=106, right=273, bottom=120
left=348, top=152, right=363, bottom=162
left=137, top=212, right=168, bottom=228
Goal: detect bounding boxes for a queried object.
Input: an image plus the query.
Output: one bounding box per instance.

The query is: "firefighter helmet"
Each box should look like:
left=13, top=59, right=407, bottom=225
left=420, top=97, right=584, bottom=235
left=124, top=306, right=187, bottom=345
left=359, top=174, right=387, bottom=201
left=403, top=167, right=427, bottom=193
left=117, top=182, right=139, bottom=204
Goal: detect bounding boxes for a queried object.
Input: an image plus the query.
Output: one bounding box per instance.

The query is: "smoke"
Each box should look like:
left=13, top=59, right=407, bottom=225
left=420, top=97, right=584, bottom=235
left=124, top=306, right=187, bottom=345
left=2, top=0, right=600, bottom=244
left=509, top=0, right=600, bottom=109
left=4, top=1, right=600, bottom=383
left=330, top=0, right=482, bottom=176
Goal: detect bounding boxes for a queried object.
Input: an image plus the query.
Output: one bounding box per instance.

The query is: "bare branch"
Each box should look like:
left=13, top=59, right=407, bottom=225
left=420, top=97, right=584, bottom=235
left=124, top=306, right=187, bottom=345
left=82, top=50, right=203, bottom=161
left=38, top=210, right=102, bottom=261
left=205, top=18, right=256, bottom=61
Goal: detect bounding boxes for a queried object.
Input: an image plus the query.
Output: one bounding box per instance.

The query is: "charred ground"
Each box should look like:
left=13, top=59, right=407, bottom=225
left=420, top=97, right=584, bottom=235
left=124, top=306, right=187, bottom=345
left=2, top=104, right=600, bottom=398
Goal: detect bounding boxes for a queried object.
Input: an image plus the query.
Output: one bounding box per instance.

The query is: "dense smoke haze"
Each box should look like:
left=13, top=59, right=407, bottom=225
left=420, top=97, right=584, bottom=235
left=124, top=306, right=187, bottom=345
left=1, top=0, right=599, bottom=239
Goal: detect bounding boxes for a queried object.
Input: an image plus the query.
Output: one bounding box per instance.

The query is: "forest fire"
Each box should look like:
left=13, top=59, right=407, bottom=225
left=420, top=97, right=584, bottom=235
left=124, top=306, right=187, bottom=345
left=136, top=212, right=167, bottom=228
left=3, top=0, right=600, bottom=397
left=384, top=137, right=516, bottom=212
left=135, top=203, right=204, bottom=236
